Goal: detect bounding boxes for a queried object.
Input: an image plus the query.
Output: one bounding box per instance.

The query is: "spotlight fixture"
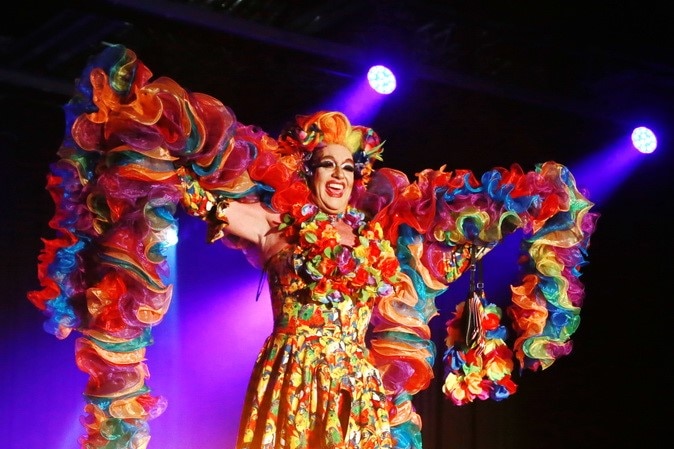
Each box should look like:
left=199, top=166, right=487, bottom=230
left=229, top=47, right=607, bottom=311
left=631, top=126, right=657, bottom=154
left=367, top=65, right=396, bottom=95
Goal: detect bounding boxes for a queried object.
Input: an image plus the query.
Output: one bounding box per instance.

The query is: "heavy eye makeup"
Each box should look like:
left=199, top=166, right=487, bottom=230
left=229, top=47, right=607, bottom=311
left=314, top=158, right=355, bottom=172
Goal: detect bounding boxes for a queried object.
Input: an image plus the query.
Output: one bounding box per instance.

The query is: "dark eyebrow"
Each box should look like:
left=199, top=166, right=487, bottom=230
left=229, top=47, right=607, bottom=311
left=316, top=155, right=355, bottom=164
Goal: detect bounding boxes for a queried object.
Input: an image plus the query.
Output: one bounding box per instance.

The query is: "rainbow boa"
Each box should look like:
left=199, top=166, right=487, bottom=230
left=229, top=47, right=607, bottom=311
left=28, top=44, right=598, bottom=448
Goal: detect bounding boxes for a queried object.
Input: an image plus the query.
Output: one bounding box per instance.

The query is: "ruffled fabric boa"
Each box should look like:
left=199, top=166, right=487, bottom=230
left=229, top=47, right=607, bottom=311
left=28, top=44, right=598, bottom=448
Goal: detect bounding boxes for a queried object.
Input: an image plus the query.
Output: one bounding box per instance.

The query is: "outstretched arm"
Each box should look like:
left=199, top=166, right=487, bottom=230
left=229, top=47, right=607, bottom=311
left=364, top=162, right=597, bottom=446
left=177, top=166, right=276, bottom=248
left=27, top=43, right=284, bottom=448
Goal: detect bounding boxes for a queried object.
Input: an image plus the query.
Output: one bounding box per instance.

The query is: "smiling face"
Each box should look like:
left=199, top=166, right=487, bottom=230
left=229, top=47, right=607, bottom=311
left=309, top=143, right=355, bottom=215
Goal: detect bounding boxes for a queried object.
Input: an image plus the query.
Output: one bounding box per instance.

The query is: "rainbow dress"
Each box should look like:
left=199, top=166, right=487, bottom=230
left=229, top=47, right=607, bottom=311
left=237, top=204, right=397, bottom=448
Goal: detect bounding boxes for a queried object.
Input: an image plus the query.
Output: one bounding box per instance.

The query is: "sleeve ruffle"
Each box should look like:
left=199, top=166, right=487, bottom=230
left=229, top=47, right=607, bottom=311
left=26, top=44, right=289, bottom=448
left=364, top=163, right=598, bottom=446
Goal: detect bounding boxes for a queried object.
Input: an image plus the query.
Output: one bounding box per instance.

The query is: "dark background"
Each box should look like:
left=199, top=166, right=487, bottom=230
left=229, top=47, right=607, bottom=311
left=2, top=1, right=673, bottom=448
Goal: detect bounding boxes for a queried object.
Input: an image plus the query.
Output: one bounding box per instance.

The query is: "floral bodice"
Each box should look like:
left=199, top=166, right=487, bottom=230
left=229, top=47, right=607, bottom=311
left=278, top=203, right=400, bottom=306
left=267, top=203, right=401, bottom=340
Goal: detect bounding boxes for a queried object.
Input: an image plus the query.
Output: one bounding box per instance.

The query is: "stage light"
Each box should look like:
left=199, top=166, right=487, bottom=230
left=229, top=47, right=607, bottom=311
left=631, top=126, right=657, bottom=154
left=162, top=224, right=179, bottom=247
left=367, top=65, right=396, bottom=94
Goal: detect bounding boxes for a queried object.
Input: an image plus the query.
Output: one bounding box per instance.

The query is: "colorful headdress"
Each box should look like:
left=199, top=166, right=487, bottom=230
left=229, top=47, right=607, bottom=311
left=277, top=111, right=384, bottom=186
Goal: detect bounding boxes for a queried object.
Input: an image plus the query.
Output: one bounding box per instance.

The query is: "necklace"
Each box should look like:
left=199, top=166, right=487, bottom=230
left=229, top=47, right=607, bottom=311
left=328, top=206, right=366, bottom=229
left=278, top=203, right=399, bottom=306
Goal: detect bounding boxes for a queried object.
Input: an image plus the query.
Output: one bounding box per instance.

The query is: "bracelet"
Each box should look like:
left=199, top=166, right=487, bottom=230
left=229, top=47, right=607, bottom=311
left=177, top=167, right=230, bottom=242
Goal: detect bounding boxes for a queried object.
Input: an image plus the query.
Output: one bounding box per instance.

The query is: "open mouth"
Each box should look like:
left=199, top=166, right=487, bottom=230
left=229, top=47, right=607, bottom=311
left=326, top=181, right=345, bottom=197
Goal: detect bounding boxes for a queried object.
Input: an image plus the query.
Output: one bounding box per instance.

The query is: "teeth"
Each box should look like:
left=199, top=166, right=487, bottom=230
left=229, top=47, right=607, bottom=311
left=326, top=182, right=344, bottom=197
left=327, top=182, right=343, bottom=192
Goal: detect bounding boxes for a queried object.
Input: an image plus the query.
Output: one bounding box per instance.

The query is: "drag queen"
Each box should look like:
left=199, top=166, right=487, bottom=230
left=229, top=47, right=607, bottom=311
left=29, top=44, right=598, bottom=449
